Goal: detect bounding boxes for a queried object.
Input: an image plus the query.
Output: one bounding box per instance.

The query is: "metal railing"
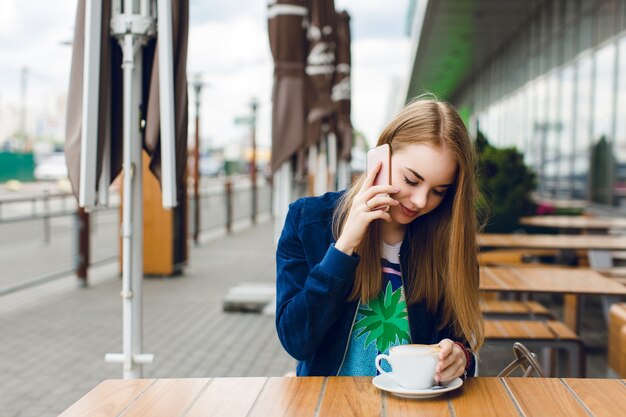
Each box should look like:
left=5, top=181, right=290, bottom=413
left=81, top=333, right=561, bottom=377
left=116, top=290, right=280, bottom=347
left=0, top=176, right=272, bottom=295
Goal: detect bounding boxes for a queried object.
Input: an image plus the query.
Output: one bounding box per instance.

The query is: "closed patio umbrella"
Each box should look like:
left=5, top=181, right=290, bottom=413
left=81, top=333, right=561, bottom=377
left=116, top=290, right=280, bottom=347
left=268, top=0, right=309, bottom=242
left=305, top=0, right=338, bottom=195
left=65, top=0, right=188, bottom=378
left=333, top=10, right=352, bottom=189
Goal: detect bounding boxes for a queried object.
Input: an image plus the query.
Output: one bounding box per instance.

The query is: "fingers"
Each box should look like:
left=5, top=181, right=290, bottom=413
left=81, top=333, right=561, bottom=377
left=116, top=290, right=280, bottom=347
left=366, top=195, right=399, bottom=211
left=361, top=161, right=382, bottom=190
left=435, top=341, right=466, bottom=382
left=363, top=184, right=399, bottom=200
left=365, top=208, right=392, bottom=223
left=438, top=339, right=454, bottom=360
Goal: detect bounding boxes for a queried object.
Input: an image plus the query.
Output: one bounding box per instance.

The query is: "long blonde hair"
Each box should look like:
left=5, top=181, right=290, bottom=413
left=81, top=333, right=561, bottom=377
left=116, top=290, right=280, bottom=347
left=332, top=97, right=484, bottom=351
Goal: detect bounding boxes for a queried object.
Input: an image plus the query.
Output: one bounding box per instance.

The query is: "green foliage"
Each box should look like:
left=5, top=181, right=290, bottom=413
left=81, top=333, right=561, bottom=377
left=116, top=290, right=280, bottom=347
left=476, top=131, right=537, bottom=233
left=353, top=281, right=410, bottom=352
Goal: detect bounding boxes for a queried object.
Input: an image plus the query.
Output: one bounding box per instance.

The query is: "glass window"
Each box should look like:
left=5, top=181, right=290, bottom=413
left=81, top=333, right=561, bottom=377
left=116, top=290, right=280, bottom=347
left=565, top=0, right=579, bottom=26
left=560, top=64, right=576, bottom=197
left=574, top=55, right=593, bottom=199
left=579, top=14, right=593, bottom=53
left=596, top=1, right=618, bottom=46
left=532, top=77, right=547, bottom=186
left=590, top=43, right=616, bottom=204
left=544, top=70, right=561, bottom=197
left=613, top=36, right=626, bottom=207
left=564, top=25, right=577, bottom=64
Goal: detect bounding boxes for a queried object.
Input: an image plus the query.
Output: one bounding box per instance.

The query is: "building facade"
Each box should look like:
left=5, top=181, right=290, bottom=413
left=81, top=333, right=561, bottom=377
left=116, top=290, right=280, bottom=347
left=407, top=0, right=626, bottom=209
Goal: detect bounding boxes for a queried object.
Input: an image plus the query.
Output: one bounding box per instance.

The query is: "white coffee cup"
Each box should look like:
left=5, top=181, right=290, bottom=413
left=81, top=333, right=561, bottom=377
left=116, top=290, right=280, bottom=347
left=375, top=344, right=440, bottom=390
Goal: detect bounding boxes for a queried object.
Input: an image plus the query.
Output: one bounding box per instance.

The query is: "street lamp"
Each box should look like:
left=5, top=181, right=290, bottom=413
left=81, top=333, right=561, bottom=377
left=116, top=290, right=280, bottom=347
left=250, top=98, right=259, bottom=224
left=191, top=74, right=207, bottom=245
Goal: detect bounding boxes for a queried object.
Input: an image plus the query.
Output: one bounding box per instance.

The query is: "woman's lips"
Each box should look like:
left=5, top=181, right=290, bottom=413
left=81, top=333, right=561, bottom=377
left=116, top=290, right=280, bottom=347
left=400, top=203, right=418, bottom=217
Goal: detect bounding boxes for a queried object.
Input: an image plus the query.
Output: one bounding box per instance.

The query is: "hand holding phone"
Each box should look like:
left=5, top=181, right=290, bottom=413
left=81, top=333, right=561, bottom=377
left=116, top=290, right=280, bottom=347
left=367, top=144, right=391, bottom=187
left=366, top=144, right=391, bottom=210
left=335, top=144, right=398, bottom=255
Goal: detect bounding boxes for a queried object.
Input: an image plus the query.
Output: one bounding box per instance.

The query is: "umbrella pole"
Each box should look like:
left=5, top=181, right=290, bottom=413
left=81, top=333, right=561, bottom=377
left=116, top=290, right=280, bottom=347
left=105, top=0, right=154, bottom=378
left=120, top=31, right=145, bottom=379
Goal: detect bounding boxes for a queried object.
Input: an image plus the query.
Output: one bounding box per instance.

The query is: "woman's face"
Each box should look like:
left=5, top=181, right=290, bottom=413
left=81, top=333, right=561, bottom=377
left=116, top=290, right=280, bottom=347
left=388, top=143, right=458, bottom=225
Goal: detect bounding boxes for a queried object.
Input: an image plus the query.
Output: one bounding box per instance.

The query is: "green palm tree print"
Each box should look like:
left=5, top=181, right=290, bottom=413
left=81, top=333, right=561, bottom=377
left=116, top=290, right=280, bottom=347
left=353, top=281, right=410, bottom=352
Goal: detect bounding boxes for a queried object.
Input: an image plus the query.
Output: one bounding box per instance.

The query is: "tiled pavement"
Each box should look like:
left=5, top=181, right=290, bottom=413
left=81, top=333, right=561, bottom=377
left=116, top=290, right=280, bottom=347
left=0, top=219, right=616, bottom=417
left=0, top=220, right=294, bottom=417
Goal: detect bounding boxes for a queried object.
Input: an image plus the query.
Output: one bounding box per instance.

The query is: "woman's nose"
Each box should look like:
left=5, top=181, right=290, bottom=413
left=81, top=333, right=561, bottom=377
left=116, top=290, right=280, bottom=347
left=410, top=187, right=428, bottom=209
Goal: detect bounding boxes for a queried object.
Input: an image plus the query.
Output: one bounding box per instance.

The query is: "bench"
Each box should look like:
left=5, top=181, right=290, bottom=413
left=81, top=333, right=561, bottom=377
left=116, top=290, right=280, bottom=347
left=609, top=303, right=626, bottom=377
left=481, top=300, right=553, bottom=320
left=485, top=319, right=585, bottom=377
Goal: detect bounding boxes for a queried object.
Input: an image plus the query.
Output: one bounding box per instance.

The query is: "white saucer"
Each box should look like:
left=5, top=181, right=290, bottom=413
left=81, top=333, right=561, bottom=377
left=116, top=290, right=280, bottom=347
left=372, top=373, right=463, bottom=399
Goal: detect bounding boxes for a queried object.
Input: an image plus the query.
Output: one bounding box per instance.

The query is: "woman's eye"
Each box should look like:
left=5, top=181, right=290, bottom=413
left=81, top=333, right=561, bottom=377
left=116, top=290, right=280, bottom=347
left=432, top=189, right=446, bottom=197
left=403, top=176, right=418, bottom=186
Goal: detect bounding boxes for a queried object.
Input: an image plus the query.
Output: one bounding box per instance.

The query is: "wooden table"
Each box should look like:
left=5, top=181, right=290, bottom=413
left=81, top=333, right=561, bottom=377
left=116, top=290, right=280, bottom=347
left=480, top=266, right=626, bottom=333
left=480, top=266, right=626, bottom=295
left=59, top=376, right=626, bottom=417
left=520, top=216, right=626, bottom=231
left=478, top=234, right=626, bottom=251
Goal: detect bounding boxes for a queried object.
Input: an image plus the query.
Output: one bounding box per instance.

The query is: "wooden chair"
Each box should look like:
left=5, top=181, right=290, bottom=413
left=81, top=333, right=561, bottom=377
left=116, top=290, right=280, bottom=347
left=481, top=299, right=553, bottom=320
left=498, top=342, right=546, bottom=377
left=485, top=319, right=585, bottom=377
left=609, top=303, right=626, bottom=378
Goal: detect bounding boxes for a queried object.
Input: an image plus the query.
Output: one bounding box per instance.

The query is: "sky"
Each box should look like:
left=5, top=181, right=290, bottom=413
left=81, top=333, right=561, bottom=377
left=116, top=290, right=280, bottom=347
left=0, top=0, right=412, bottom=151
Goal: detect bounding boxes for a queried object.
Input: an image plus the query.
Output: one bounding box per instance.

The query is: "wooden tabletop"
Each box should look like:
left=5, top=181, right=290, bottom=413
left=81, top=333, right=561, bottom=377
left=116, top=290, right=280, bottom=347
left=478, top=234, right=626, bottom=250
left=480, top=266, right=626, bottom=295
left=59, top=376, right=626, bottom=417
left=520, top=216, right=626, bottom=230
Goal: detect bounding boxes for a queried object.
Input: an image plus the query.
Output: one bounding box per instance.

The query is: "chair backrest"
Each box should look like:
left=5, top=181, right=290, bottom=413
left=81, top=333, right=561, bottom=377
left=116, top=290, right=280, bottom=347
left=498, top=342, right=546, bottom=377
left=609, top=303, right=626, bottom=377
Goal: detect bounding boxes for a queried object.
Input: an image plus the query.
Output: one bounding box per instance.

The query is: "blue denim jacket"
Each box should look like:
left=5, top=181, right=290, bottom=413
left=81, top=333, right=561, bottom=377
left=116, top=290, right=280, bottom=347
left=275, top=191, right=476, bottom=376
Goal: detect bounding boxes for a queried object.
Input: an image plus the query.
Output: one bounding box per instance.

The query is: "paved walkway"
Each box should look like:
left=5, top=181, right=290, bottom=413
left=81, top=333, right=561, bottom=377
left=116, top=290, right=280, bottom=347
left=0, top=218, right=614, bottom=417
left=0, top=219, right=295, bottom=417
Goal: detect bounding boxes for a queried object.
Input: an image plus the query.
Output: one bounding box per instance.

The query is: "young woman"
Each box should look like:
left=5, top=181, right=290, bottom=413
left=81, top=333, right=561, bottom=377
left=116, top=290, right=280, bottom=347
left=275, top=98, right=484, bottom=381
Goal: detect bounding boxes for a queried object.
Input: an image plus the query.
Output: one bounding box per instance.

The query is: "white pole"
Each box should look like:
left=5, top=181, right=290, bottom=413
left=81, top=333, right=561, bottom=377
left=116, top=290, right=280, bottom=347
left=337, top=159, right=349, bottom=190
left=130, top=39, right=144, bottom=380
left=120, top=30, right=136, bottom=378
left=79, top=0, right=102, bottom=208
left=327, top=131, right=337, bottom=191
left=157, top=0, right=177, bottom=208
left=307, top=144, right=317, bottom=195
left=315, top=138, right=328, bottom=196
left=105, top=0, right=154, bottom=378
left=273, top=163, right=292, bottom=245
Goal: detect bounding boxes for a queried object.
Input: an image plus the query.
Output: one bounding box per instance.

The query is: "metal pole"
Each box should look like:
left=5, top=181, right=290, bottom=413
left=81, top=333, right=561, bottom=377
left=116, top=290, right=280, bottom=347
left=225, top=180, right=233, bottom=234
left=193, top=80, right=202, bottom=244
left=130, top=41, right=144, bottom=380
left=77, top=207, right=90, bottom=287
left=19, top=67, right=28, bottom=139
left=43, top=190, right=50, bottom=244
left=105, top=0, right=154, bottom=379
left=250, top=99, right=258, bottom=224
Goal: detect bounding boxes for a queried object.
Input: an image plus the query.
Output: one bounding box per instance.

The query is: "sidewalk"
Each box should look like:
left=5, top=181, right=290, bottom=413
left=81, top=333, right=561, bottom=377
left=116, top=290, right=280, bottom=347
left=0, top=219, right=295, bottom=417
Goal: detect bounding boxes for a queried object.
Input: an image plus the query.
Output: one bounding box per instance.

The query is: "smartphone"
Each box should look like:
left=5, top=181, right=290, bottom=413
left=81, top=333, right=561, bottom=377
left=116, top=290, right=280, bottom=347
left=366, top=144, right=391, bottom=186
left=366, top=144, right=391, bottom=211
